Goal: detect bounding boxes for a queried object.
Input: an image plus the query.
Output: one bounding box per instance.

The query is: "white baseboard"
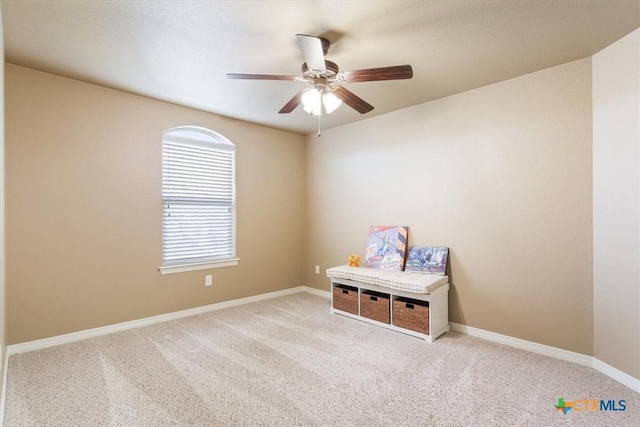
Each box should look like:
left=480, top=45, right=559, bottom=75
left=450, top=322, right=639, bottom=393
left=449, top=322, right=592, bottom=367
left=7, top=286, right=307, bottom=355
left=592, top=357, right=640, bottom=393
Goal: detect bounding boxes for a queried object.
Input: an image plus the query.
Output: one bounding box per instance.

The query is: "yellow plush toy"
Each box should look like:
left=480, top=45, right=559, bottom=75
left=348, top=254, right=361, bottom=267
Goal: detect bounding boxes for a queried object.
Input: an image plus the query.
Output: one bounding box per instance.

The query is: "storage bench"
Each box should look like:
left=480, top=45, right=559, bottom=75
left=326, top=265, right=450, bottom=342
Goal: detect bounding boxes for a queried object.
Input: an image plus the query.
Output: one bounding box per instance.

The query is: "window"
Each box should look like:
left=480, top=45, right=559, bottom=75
left=159, top=127, right=237, bottom=274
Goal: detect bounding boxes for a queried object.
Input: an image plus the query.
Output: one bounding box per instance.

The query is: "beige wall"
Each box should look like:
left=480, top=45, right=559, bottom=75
left=1, top=2, right=6, bottom=385
left=593, top=29, right=640, bottom=378
left=5, top=64, right=305, bottom=344
left=305, top=58, right=593, bottom=355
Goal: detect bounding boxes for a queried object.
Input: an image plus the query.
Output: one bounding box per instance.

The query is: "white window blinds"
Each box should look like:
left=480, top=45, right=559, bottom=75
left=161, top=128, right=236, bottom=270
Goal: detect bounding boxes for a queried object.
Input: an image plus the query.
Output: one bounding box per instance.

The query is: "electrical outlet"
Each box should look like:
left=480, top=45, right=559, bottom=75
left=315, top=265, right=320, bottom=274
left=205, top=275, right=212, bottom=286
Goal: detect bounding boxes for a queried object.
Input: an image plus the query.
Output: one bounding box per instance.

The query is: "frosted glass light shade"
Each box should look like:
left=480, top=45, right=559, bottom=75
left=302, top=88, right=322, bottom=116
left=322, top=92, right=342, bottom=113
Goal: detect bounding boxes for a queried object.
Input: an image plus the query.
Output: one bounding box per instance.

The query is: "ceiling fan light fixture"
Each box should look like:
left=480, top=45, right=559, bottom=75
left=302, top=87, right=342, bottom=116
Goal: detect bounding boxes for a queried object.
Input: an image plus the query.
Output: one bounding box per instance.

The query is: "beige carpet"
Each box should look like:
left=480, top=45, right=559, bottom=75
left=4, top=292, right=639, bottom=426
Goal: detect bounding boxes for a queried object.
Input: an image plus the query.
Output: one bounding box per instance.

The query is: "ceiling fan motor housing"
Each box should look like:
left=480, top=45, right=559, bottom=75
left=302, top=60, right=339, bottom=79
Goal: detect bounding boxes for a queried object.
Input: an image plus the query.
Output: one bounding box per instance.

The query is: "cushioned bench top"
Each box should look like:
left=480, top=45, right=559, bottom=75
left=326, top=265, right=448, bottom=294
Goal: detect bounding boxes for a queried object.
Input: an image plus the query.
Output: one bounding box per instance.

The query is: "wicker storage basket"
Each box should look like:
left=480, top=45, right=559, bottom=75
left=360, top=290, right=391, bottom=324
left=332, top=284, right=359, bottom=314
left=393, top=297, right=429, bottom=334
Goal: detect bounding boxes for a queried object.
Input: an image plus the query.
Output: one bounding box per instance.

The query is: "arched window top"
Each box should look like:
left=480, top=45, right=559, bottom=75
left=163, top=126, right=234, bottom=151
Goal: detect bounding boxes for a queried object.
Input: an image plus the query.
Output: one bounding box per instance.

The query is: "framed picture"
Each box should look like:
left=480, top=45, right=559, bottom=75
left=405, top=246, right=449, bottom=275
left=364, top=225, right=409, bottom=270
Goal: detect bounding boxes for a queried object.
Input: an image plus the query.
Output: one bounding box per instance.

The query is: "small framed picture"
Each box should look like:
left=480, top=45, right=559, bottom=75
left=364, top=225, right=409, bottom=270
left=405, top=246, right=449, bottom=275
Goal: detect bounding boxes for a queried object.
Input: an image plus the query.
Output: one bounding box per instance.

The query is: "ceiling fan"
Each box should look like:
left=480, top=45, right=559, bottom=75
left=227, top=34, right=413, bottom=116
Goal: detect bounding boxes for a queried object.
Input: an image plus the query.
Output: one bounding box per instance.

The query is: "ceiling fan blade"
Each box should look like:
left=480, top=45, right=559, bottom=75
left=338, top=65, right=413, bottom=83
left=278, top=91, right=303, bottom=114
left=295, top=34, right=326, bottom=73
left=332, top=86, right=374, bottom=114
left=227, top=73, right=300, bottom=81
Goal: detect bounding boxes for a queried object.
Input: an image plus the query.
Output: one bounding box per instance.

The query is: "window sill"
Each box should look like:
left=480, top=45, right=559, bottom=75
left=159, top=258, right=239, bottom=275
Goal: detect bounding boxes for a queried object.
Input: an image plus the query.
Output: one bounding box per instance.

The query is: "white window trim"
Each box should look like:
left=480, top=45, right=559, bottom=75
left=159, top=126, right=237, bottom=274
left=158, top=258, right=240, bottom=275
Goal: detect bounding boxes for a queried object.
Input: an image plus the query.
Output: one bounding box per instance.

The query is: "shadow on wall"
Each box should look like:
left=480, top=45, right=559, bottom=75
left=445, top=251, right=466, bottom=327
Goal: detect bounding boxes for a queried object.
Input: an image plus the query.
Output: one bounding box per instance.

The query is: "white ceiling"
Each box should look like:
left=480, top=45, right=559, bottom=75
left=2, top=1, right=639, bottom=135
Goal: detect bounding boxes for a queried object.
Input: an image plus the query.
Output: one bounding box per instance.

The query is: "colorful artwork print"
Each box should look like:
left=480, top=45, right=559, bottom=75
left=364, top=226, right=409, bottom=270
left=405, top=246, right=449, bottom=275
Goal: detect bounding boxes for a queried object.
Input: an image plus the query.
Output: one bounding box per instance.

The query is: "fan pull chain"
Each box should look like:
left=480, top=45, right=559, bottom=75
left=317, top=112, right=322, bottom=137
